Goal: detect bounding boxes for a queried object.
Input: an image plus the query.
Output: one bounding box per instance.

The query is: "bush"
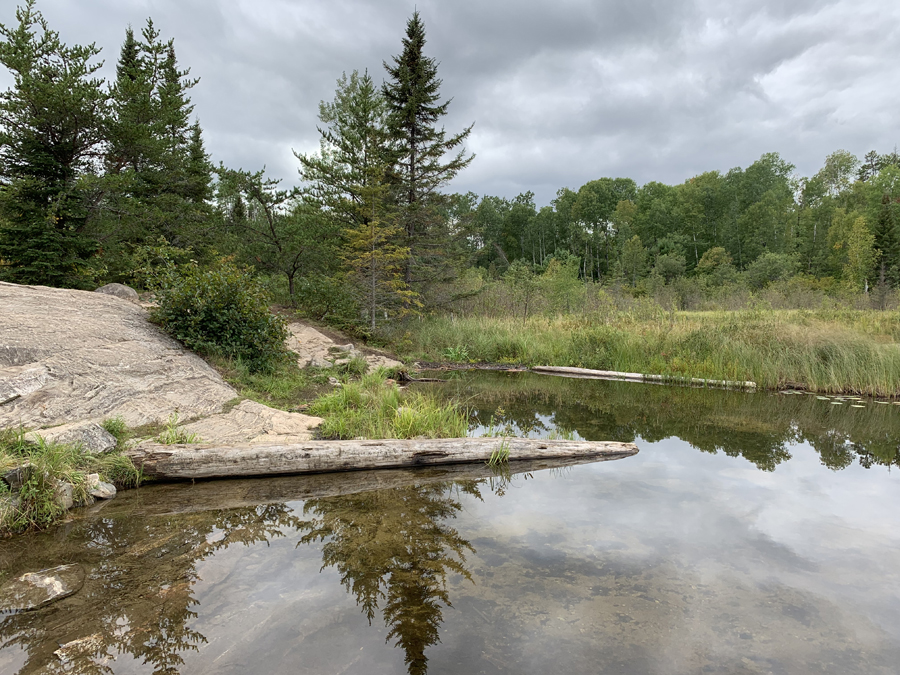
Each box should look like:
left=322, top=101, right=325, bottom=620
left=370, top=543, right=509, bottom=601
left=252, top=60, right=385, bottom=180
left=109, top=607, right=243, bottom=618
left=151, top=259, right=288, bottom=372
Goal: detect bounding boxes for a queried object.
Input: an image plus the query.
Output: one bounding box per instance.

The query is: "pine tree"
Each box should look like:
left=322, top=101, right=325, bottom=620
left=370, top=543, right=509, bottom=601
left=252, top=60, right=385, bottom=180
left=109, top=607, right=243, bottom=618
left=382, top=11, right=474, bottom=286
left=101, top=20, right=211, bottom=261
left=872, top=193, right=900, bottom=288
left=298, top=71, right=416, bottom=329
left=0, top=1, right=106, bottom=287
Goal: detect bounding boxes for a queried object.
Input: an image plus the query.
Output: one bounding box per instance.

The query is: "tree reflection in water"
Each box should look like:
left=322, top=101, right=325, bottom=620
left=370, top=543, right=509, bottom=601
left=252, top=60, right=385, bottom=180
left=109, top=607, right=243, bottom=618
left=0, top=470, right=519, bottom=675
left=448, top=371, right=900, bottom=472
left=297, top=481, right=482, bottom=675
left=0, top=503, right=303, bottom=675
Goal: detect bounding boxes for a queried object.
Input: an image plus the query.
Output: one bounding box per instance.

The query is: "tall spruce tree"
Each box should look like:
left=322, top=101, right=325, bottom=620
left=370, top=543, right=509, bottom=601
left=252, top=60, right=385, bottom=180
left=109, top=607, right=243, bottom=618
left=873, top=192, right=900, bottom=288
left=382, top=11, right=474, bottom=286
left=101, top=20, right=211, bottom=262
left=0, top=1, right=107, bottom=287
left=298, top=71, right=415, bottom=329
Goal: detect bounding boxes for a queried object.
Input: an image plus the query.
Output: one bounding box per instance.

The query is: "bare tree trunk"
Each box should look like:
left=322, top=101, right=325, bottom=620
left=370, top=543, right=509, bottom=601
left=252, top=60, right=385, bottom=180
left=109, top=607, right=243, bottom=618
left=126, top=438, right=639, bottom=480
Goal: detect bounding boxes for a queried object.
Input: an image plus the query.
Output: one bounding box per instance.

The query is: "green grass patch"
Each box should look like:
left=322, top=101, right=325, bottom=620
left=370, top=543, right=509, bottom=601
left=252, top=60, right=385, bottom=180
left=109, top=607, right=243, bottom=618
left=156, top=413, right=201, bottom=445
left=1, top=428, right=142, bottom=535
left=310, top=371, right=468, bottom=440
left=210, top=354, right=327, bottom=411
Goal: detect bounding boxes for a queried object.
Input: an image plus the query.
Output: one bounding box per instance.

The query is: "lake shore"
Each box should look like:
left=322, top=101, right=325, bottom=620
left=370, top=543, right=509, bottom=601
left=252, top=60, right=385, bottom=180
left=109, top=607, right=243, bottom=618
left=388, top=308, right=900, bottom=397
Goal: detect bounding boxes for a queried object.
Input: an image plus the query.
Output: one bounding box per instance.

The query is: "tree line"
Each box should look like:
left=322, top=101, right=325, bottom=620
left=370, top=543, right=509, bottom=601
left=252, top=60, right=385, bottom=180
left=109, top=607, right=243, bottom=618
left=2, top=0, right=899, bottom=335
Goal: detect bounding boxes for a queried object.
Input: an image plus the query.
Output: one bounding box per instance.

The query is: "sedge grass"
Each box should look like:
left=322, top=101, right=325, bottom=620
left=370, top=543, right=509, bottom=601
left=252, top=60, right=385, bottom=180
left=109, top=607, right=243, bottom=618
left=393, top=309, right=900, bottom=397
left=1, top=428, right=142, bottom=535
left=310, top=371, right=468, bottom=440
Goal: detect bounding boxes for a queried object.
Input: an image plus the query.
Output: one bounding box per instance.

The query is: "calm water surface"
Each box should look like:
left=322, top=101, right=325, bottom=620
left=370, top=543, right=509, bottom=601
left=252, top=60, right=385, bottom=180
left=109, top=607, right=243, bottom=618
left=1, top=372, right=899, bottom=674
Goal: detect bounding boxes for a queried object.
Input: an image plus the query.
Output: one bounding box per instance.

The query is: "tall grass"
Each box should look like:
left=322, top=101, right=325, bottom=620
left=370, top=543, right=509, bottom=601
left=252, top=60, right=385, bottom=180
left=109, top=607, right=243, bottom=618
left=1, top=428, right=142, bottom=534
left=393, top=309, right=900, bottom=397
left=210, top=354, right=324, bottom=410
left=310, top=371, right=468, bottom=439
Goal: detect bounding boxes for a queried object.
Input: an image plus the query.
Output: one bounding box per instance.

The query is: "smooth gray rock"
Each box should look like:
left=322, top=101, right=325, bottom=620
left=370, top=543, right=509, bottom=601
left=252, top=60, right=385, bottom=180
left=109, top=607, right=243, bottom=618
left=0, top=564, right=85, bottom=611
left=3, top=463, right=33, bottom=491
left=94, top=282, right=140, bottom=303
left=178, top=399, right=321, bottom=445
left=86, top=473, right=116, bottom=499
left=54, top=481, right=74, bottom=510
left=24, top=421, right=117, bottom=455
left=0, top=281, right=238, bottom=428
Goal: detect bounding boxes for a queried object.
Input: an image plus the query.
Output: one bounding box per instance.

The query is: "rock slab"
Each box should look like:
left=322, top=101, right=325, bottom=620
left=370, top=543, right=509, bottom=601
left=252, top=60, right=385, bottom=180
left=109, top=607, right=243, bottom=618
left=178, top=399, right=323, bottom=445
left=286, top=322, right=403, bottom=371
left=0, top=564, right=85, bottom=612
left=24, top=421, right=117, bottom=454
left=0, top=281, right=238, bottom=428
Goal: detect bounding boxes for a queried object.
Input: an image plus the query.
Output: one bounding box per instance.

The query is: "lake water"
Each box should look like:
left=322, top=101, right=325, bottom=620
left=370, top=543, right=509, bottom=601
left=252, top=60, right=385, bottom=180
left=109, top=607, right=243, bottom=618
left=1, top=371, right=899, bottom=674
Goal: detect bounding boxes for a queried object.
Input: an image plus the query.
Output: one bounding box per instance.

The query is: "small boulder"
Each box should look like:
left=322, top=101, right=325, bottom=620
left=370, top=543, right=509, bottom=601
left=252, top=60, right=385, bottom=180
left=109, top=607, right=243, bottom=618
left=86, top=473, right=116, bottom=500
left=309, top=356, right=332, bottom=369
left=94, top=283, right=140, bottom=304
left=0, top=564, right=85, bottom=612
left=24, top=421, right=118, bottom=455
left=3, top=463, right=33, bottom=491
left=54, top=481, right=74, bottom=510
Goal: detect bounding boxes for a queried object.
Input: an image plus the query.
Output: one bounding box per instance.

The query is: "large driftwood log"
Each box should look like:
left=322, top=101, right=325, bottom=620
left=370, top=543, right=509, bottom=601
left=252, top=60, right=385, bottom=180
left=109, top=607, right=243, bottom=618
left=531, top=365, right=757, bottom=390
left=126, top=437, right=638, bottom=480
left=95, top=456, right=623, bottom=517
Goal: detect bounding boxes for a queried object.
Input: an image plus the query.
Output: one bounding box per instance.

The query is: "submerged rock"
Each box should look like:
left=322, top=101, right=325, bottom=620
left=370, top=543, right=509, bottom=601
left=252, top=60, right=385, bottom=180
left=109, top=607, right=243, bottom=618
left=0, top=564, right=85, bottom=612
left=54, top=634, right=107, bottom=665
left=24, top=421, right=118, bottom=455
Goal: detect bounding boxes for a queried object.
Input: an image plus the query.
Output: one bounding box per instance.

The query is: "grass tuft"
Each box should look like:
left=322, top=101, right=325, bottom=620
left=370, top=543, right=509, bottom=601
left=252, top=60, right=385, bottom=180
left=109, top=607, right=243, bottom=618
left=156, top=413, right=201, bottom=445
left=1, top=428, right=142, bottom=535
left=310, top=371, right=468, bottom=440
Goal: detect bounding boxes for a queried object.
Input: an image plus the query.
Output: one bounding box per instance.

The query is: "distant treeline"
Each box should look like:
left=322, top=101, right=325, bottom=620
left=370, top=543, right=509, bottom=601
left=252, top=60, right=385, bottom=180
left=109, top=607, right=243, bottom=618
left=453, top=149, right=900, bottom=296
left=1, top=0, right=898, bottom=335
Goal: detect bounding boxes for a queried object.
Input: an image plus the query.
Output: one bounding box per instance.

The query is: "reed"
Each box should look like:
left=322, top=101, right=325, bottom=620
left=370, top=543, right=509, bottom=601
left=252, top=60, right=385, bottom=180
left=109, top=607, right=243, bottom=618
left=393, top=309, right=900, bottom=397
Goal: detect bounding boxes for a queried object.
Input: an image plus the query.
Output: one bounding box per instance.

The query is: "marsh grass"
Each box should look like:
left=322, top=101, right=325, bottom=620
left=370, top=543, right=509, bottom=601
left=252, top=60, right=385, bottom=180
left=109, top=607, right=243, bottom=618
left=0, top=428, right=142, bottom=535
left=310, top=371, right=468, bottom=439
left=394, top=309, right=900, bottom=396
left=210, top=354, right=327, bottom=410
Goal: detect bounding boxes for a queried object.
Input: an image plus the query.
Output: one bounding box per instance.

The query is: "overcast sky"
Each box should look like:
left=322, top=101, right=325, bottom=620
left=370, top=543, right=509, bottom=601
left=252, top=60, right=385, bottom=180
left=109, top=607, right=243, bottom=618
left=4, top=0, right=899, bottom=205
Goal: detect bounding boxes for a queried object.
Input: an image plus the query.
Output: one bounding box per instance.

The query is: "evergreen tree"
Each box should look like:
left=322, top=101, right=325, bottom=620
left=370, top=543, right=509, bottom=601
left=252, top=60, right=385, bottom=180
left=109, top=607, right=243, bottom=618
left=0, top=1, right=107, bottom=287
left=100, top=20, right=211, bottom=263
left=383, top=11, right=474, bottom=286
left=872, top=193, right=900, bottom=288
left=298, top=71, right=415, bottom=330
left=298, top=70, right=393, bottom=231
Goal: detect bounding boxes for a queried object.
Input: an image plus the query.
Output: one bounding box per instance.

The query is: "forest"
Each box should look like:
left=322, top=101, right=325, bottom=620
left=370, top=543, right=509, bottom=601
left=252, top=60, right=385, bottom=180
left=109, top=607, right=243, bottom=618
left=2, top=1, right=900, bottom=342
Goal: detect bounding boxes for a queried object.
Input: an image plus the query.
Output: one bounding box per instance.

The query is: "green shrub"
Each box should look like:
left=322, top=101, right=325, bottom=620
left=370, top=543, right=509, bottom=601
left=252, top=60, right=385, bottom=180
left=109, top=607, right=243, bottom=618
left=152, top=258, right=288, bottom=372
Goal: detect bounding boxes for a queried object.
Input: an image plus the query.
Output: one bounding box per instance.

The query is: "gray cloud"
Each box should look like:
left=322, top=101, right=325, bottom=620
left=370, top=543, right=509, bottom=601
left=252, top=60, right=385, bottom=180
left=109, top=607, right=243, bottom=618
left=4, top=0, right=898, bottom=204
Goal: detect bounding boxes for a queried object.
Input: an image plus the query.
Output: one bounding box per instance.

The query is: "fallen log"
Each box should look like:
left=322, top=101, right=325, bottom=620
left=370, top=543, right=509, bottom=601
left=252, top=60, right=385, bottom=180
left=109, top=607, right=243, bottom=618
left=93, top=455, right=624, bottom=517
left=531, top=365, right=757, bottom=390
left=126, top=437, right=638, bottom=480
